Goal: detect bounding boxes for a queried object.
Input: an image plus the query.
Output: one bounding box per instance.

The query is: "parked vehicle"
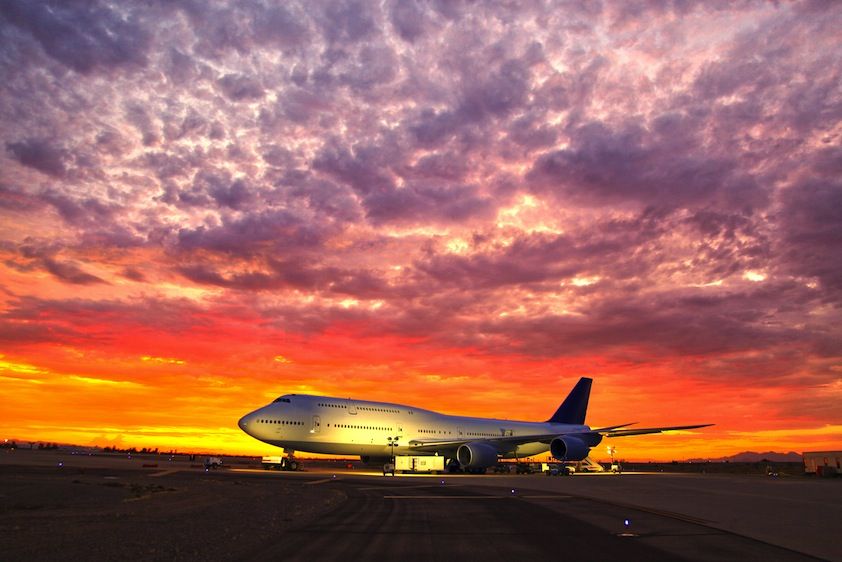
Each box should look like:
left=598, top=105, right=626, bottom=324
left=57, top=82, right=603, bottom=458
left=262, top=456, right=299, bottom=471
left=395, top=455, right=445, bottom=474
left=543, top=462, right=574, bottom=476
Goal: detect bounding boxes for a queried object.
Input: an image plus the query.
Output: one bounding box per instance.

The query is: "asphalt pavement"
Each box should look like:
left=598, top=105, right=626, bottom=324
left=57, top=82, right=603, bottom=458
left=1, top=451, right=836, bottom=561
left=238, top=476, right=820, bottom=561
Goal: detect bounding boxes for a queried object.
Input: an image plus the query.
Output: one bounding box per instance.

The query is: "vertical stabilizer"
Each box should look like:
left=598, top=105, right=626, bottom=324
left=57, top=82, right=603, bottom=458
left=546, top=377, right=592, bottom=424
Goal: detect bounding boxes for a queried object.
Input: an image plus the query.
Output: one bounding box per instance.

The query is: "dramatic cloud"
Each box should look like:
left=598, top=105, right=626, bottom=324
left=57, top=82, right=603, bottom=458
left=1, top=0, right=150, bottom=74
left=1, top=0, right=840, bottom=457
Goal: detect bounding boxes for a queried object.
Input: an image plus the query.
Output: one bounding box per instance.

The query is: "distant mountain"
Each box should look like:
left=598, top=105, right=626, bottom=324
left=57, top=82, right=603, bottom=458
left=688, top=451, right=803, bottom=463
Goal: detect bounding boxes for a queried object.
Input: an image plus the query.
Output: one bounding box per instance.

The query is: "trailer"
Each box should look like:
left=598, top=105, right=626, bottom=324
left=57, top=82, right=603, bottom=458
left=262, top=456, right=299, bottom=471
left=394, top=455, right=445, bottom=474
left=803, top=451, right=841, bottom=476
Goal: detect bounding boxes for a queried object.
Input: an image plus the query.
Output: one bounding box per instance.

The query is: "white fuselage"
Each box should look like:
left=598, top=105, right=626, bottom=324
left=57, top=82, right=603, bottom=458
left=238, top=393, right=588, bottom=459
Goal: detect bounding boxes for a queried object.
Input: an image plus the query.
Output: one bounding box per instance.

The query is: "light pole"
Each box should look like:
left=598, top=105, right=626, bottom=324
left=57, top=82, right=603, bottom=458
left=607, top=445, right=618, bottom=472
left=387, top=436, right=399, bottom=461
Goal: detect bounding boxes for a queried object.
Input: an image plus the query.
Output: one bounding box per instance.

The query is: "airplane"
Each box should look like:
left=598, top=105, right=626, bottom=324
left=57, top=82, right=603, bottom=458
left=237, top=377, right=712, bottom=472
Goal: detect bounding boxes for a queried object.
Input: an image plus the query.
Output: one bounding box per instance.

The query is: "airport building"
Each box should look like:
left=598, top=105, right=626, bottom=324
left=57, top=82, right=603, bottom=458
left=803, top=451, right=841, bottom=476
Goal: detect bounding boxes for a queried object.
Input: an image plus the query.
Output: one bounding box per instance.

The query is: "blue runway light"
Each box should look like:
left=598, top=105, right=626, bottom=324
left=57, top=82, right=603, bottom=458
left=624, top=519, right=630, bottom=527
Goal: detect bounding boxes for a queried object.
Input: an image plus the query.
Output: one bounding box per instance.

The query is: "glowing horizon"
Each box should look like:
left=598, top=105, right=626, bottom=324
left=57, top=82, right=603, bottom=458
left=1, top=1, right=841, bottom=461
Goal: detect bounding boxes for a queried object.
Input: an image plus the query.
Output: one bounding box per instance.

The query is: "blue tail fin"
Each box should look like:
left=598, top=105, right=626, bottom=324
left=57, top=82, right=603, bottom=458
left=546, top=377, right=592, bottom=424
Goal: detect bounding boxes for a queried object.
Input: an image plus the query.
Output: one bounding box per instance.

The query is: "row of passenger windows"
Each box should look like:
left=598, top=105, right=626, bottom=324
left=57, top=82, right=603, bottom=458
left=258, top=419, right=302, bottom=425
left=418, top=429, right=452, bottom=435
left=467, top=431, right=497, bottom=437
left=318, top=403, right=347, bottom=409
left=358, top=406, right=400, bottom=414
left=334, top=424, right=390, bottom=431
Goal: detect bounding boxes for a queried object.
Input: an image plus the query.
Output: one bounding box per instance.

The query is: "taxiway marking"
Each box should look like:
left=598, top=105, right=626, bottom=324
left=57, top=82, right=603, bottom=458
left=148, top=469, right=180, bottom=477
left=384, top=495, right=508, bottom=499
left=358, top=483, right=459, bottom=491
left=383, top=494, right=571, bottom=500
left=306, top=477, right=340, bottom=485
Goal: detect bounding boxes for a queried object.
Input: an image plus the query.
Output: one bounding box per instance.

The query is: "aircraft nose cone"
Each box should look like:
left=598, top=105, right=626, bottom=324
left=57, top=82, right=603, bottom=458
left=238, top=412, right=255, bottom=434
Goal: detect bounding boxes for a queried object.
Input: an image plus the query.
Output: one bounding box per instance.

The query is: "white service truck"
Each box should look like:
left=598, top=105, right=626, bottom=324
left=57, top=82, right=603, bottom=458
left=394, top=455, right=445, bottom=474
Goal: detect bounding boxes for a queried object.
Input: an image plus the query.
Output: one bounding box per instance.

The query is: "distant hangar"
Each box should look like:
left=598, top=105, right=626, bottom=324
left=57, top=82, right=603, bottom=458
left=803, top=451, right=841, bottom=476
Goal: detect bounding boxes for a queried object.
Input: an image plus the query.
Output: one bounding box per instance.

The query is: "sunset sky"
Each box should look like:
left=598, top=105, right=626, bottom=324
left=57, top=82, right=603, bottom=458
left=1, top=1, right=840, bottom=460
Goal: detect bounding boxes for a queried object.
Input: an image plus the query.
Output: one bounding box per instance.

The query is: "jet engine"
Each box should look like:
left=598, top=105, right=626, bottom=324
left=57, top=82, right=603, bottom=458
left=456, top=442, right=498, bottom=468
left=550, top=435, right=589, bottom=461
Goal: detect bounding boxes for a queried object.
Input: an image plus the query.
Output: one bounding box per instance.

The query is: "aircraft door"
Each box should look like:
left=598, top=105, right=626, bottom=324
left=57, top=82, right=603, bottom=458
left=348, top=401, right=357, bottom=415
left=312, top=415, right=321, bottom=433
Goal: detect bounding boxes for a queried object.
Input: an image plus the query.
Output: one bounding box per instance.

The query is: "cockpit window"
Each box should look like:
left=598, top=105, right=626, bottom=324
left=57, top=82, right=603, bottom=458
left=273, top=397, right=291, bottom=403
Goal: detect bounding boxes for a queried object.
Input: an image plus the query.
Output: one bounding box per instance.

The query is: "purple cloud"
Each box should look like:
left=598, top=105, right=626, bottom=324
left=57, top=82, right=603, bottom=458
left=1, top=0, right=150, bottom=74
left=6, top=139, right=69, bottom=178
left=0, top=0, right=839, bottom=400
left=42, top=258, right=107, bottom=285
left=217, top=73, right=265, bottom=101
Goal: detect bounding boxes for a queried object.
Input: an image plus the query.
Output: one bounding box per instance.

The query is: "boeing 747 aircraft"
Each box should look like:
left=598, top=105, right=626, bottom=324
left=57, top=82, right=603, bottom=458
left=238, top=377, right=712, bottom=471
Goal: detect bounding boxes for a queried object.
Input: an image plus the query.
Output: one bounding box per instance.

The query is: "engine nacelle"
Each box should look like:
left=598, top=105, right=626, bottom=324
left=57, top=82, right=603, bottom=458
left=550, top=436, right=590, bottom=461
left=456, top=442, right=498, bottom=468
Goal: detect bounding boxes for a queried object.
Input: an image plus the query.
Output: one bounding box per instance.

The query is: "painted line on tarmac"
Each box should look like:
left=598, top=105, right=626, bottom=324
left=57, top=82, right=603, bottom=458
left=384, top=494, right=572, bottom=500
left=148, top=469, right=180, bottom=477
left=384, top=495, right=508, bottom=499
left=625, top=506, right=711, bottom=525
left=306, top=477, right=340, bottom=485
left=358, top=483, right=459, bottom=491
left=230, top=468, right=303, bottom=474
left=578, top=495, right=712, bottom=525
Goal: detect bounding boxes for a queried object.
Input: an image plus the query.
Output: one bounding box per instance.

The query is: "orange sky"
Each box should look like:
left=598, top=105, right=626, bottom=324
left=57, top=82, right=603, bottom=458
left=1, top=303, right=839, bottom=459
left=1, top=2, right=841, bottom=460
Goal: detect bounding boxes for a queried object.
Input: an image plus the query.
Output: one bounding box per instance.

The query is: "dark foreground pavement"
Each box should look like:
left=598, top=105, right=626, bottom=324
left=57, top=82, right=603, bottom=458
left=245, top=478, right=819, bottom=562
left=1, top=458, right=826, bottom=562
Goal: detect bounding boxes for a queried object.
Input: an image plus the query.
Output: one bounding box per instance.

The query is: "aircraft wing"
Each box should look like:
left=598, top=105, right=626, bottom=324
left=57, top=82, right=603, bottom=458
left=407, top=431, right=594, bottom=452
left=407, top=423, right=713, bottom=452
left=599, top=423, right=713, bottom=437
left=591, top=422, right=637, bottom=432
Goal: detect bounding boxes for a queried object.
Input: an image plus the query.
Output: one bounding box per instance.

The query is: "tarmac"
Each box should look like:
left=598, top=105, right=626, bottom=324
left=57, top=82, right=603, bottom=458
left=1, top=450, right=839, bottom=561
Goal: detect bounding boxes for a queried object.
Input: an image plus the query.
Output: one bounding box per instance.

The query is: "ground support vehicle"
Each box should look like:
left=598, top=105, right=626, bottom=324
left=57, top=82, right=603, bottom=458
left=204, top=457, right=223, bottom=470
left=395, top=455, right=445, bottom=474
left=262, top=455, right=299, bottom=471
left=542, top=462, right=574, bottom=476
